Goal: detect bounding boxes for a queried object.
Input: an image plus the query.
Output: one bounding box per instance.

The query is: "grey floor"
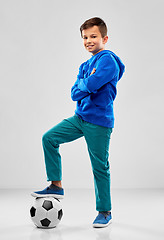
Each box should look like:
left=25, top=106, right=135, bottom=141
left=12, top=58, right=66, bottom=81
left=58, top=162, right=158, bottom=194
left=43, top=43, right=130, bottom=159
left=0, top=189, right=164, bottom=240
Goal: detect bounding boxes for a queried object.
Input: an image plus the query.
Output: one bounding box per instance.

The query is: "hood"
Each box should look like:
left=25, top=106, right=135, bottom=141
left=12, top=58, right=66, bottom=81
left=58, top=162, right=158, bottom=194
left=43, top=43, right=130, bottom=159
left=108, top=50, right=125, bottom=81
left=93, top=50, right=125, bottom=81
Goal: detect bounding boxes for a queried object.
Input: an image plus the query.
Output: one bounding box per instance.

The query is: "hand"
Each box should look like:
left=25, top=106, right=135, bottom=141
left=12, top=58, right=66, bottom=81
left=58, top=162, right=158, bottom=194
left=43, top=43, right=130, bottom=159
left=90, top=68, right=96, bottom=75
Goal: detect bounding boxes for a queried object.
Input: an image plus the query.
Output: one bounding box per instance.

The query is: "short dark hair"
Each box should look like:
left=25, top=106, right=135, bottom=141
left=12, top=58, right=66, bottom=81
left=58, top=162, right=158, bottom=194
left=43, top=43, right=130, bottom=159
left=80, top=17, right=107, bottom=38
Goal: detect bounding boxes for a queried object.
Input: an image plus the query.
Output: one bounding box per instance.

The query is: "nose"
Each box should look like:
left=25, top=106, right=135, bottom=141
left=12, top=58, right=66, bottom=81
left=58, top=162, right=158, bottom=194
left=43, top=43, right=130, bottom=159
left=87, top=37, right=92, bottom=43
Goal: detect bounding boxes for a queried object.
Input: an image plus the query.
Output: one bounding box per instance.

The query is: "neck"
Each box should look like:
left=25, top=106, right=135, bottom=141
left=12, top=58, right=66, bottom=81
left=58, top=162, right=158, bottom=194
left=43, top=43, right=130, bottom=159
left=92, top=48, right=105, bottom=56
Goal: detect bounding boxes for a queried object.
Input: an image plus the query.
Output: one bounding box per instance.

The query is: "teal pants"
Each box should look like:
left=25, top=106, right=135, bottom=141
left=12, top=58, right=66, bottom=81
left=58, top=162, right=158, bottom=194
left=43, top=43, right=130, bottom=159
left=42, top=115, right=113, bottom=212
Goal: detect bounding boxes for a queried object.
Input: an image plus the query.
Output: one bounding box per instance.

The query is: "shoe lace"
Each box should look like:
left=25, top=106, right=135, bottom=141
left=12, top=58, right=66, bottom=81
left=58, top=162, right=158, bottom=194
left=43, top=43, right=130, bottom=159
left=99, top=212, right=111, bottom=219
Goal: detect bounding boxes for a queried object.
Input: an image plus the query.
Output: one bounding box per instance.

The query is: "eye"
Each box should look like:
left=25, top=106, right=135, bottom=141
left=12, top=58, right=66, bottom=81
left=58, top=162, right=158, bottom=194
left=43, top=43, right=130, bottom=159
left=92, top=36, right=97, bottom=38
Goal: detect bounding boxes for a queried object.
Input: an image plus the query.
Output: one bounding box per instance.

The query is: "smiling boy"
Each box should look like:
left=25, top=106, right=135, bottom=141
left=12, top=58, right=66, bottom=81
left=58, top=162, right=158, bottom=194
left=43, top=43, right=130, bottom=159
left=83, top=25, right=108, bottom=55
left=32, top=17, right=125, bottom=228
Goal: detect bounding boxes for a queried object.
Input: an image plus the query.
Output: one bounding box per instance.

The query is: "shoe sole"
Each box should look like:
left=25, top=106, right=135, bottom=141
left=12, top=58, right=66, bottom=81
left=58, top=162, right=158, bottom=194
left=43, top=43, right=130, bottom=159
left=31, top=192, right=64, bottom=199
left=92, top=219, right=112, bottom=228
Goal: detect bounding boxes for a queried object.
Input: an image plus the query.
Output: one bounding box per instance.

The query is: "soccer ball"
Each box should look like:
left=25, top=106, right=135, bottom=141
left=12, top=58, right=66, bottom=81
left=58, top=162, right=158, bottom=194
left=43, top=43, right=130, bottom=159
left=30, top=197, right=63, bottom=228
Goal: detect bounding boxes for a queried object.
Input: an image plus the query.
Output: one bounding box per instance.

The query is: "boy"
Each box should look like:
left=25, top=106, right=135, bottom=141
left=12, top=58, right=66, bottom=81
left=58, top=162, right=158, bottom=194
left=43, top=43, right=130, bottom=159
left=31, top=17, right=125, bottom=228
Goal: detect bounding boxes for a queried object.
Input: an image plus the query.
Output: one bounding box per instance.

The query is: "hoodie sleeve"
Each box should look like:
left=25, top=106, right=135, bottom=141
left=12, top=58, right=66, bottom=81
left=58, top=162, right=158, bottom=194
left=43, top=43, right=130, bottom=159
left=78, top=54, right=119, bottom=93
left=71, top=63, right=90, bottom=101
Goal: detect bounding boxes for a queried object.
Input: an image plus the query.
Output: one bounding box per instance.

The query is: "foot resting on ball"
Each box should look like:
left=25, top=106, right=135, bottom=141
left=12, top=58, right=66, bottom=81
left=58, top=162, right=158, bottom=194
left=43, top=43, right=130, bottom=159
left=31, top=184, right=64, bottom=199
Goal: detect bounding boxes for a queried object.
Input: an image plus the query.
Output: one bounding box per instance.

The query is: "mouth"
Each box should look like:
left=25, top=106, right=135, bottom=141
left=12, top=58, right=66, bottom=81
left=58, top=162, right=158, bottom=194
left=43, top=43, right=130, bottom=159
left=87, top=45, right=94, bottom=48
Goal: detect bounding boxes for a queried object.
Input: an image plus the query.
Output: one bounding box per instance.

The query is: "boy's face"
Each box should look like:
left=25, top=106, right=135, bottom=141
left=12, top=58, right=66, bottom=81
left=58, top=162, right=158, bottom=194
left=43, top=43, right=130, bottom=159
left=82, top=25, right=108, bottom=55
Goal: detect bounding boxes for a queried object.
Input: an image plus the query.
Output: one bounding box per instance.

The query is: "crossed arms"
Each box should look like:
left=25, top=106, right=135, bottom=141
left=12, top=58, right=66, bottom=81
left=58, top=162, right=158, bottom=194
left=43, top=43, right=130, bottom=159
left=71, top=67, right=96, bottom=101
left=71, top=55, right=118, bottom=102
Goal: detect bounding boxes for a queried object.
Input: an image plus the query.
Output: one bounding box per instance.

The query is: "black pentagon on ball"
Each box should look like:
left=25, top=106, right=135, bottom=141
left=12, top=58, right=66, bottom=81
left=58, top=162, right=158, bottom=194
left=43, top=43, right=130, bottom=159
left=40, top=218, right=51, bottom=227
left=42, top=200, right=53, bottom=211
left=30, top=206, right=36, bottom=217
left=58, top=209, right=63, bottom=220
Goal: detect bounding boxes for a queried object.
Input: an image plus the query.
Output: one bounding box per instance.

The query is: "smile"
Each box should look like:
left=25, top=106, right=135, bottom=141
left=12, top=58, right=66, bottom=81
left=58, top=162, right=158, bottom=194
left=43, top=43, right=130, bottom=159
left=87, top=45, right=94, bottom=48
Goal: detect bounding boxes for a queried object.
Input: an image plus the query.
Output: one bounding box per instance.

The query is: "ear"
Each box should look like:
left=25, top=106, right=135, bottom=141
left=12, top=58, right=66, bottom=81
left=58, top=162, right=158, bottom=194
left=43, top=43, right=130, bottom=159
left=103, top=36, right=108, bottom=44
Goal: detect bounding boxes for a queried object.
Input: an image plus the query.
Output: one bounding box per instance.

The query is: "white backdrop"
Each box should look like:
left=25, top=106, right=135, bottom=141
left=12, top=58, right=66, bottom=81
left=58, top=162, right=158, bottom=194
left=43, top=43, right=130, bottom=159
left=0, top=0, right=164, bottom=189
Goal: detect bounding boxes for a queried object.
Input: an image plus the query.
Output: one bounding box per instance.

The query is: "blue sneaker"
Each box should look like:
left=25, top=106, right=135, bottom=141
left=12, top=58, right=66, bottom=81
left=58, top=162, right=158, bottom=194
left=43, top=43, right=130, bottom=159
left=93, top=212, right=112, bottom=228
left=31, top=184, right=64, bottom=199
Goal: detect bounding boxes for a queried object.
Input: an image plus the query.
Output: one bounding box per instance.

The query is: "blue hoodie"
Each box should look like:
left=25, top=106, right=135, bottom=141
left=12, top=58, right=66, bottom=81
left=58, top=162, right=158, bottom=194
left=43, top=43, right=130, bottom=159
left=71, top=50, right=125, bottom=128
